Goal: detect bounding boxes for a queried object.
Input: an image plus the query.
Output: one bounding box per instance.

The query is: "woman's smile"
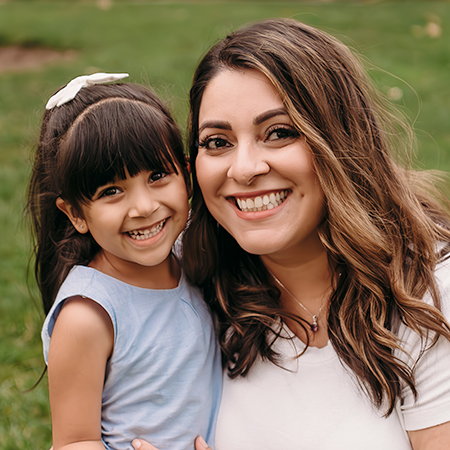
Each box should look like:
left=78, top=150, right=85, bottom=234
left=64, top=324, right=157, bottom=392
left=231, top=189, right=289, bottom=213
left=196, top=68, right=325, bottom=259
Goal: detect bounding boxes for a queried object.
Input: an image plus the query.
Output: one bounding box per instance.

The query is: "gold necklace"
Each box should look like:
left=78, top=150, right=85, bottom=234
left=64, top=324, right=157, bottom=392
left=269, top=270, right=329, bottom=332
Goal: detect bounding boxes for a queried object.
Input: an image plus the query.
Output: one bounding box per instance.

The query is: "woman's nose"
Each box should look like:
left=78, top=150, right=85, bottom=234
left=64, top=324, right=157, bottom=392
left=226, top=142, right=270, bottom=185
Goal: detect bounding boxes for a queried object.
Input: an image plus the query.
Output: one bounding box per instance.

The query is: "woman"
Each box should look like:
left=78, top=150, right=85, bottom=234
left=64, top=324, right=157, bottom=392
left=134, top=18, right=450, bottom=450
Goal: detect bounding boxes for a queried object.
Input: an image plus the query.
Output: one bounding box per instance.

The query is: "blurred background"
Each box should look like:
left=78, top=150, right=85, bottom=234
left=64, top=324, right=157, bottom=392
left=0, top=1, right=449, bottom=448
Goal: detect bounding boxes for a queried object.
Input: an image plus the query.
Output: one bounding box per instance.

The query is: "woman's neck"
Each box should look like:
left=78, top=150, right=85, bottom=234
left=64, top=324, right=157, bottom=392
left=261, top=245, right=333, bottom=301
left=262, top=246, right=335, bottom=348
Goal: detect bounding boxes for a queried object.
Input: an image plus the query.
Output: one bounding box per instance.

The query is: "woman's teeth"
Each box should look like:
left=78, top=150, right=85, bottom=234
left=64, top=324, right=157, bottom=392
left=235, top=190, right=288, bottom=212
left=128, top=219, right=166, bottom=240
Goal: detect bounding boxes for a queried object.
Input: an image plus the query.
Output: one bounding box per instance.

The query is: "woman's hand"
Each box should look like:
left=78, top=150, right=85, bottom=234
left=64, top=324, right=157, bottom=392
left=131, top=439, right=159, bottom=450
left=132, top=436, right=210, bottom=450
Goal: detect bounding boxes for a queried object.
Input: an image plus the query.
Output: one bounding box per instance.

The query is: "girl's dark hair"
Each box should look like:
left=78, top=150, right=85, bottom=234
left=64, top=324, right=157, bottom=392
left=182, top=18, right=450, bottom=415
left=28, top=82, right=189, bottom=315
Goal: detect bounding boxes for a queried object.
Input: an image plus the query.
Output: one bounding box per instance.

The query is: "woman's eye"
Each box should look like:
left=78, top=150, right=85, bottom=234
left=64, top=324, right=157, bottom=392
left=198, top=137, right=230, bottom=151
left=149, top=171, right=167, bottom=183
left=266, top=126, right=299, bottom=142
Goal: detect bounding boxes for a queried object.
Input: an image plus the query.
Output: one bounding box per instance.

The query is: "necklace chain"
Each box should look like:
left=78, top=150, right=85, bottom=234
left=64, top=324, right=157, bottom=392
left=268, top=270, right=329, bottom=333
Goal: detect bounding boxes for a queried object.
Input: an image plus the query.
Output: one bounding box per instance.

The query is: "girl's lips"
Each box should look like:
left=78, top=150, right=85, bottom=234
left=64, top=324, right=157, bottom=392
left=231, top=190, right=290, bottom=212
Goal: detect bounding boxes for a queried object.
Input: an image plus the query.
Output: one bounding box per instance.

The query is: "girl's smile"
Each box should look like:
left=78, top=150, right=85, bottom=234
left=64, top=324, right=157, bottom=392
left=126, top=218, right=167, bottom=241
left=60, top=169, right=189, bottom=284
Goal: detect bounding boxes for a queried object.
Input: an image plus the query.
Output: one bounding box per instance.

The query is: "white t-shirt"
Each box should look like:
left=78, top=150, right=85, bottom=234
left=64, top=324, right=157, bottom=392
left=215, top=257, right=450, bottom=450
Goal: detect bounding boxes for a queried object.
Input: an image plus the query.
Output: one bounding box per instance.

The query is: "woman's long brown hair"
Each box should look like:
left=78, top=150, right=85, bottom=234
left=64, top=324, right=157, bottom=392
left=182, top=18, right=450, bottom=415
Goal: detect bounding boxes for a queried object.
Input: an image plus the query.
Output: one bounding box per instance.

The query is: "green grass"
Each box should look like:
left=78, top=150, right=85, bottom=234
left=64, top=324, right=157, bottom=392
left=1, top=1, right=449, bottom=448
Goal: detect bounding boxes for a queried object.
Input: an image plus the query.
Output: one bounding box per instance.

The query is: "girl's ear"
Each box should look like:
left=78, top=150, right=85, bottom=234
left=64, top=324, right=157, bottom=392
left=185, top=156, right=191, bottom=174
left=185, top=156, right=193, bottom=198
left=56, top=198, right=89, bottom=234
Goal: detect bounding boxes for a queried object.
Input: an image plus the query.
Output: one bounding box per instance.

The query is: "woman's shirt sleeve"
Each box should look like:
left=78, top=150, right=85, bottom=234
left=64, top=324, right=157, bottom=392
left=397, top=256, right=450, bottom=430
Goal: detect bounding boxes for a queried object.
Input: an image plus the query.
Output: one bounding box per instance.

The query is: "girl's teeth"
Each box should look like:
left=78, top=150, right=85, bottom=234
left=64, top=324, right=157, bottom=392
left=128, top=220, right=165, bottom=240
left=236, top=190, right=288, bottom=212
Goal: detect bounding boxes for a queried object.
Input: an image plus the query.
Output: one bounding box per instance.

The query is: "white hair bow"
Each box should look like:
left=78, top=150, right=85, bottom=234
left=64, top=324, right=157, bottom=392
left=45, top=72, right=129, bottom=110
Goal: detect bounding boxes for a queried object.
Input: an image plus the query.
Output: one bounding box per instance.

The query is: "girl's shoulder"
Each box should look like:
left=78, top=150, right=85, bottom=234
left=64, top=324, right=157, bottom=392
left=45, top=265, right=129, bottom=335
left=62, top=264, right=102, bottom=285
left=56, top=265, right=124, bottom=302
left=42, top=265, right=118, bottom=364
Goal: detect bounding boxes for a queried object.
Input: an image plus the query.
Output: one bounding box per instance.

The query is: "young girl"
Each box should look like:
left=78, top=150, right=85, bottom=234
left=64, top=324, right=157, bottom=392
left=27, top=73, right=221, bottom=450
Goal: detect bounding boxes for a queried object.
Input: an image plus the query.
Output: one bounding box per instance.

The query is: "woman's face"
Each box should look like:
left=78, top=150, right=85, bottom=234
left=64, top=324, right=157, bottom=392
left=196, top=68, right=325, bottom=263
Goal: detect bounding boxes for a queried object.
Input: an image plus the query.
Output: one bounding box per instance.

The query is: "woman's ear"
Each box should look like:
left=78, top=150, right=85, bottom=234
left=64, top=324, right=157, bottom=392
left=56, top=197, right=89, bottom=234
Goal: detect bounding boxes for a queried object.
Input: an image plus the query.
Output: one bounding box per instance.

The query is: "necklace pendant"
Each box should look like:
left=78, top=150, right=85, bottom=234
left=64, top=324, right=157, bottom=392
left=268, top=269, right=328, bottom=334
left=310, top=316, right=318, bottom=332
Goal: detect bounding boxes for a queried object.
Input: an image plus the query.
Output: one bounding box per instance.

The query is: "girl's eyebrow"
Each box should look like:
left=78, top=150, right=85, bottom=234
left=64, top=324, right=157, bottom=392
left=199, top=108, right=289, bottom=132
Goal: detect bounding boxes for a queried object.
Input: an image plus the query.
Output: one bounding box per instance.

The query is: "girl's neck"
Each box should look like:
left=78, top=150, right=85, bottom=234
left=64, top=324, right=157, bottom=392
left=89, top=252, right=181, bottom=290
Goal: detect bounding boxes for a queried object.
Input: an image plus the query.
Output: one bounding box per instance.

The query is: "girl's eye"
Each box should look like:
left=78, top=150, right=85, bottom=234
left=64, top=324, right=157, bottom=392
left=198, top=136, right=230, bottom=151
left=99, top=187, right=121, bottom=198
left=149, top=171, right=168, bottom=183
left=266, top=126, right=299, bottom=142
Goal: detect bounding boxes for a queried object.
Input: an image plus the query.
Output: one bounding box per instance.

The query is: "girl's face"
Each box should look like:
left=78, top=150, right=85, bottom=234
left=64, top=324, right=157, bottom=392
left=63, top=169, right=189, bottom=279
left=196, top=69, right=325, bottom=264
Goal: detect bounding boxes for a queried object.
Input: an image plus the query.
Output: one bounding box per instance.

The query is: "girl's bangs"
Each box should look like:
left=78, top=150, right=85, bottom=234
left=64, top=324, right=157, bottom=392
left=60, top=100, right=183, bottom=203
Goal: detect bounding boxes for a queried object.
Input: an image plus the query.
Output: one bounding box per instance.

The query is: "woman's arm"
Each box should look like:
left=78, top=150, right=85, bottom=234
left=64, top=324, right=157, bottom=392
left=408, top=422, right=450, bottom=450
left=48, top=296, right=114, bottom=450
left=131, top=425, right=450, bottom=450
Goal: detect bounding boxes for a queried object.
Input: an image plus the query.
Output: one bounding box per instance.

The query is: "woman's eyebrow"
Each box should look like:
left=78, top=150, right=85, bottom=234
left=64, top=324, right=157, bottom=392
left=253, top=108, right=288, bottom=126
left=199, top=108, right=288, bottom=132
left=199, top=120, right=231, bottom=133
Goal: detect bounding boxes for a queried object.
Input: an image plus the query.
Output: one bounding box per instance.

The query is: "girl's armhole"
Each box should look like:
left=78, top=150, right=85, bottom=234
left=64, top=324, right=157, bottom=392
left=49, top=295, right=114, bottom=362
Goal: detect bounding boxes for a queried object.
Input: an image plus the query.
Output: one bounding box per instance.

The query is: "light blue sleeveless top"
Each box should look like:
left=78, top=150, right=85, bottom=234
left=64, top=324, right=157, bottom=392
left=42, top=265, right=222, bottom=450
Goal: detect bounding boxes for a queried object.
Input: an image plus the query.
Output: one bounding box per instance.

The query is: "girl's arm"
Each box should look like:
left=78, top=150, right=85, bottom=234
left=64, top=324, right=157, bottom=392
left=408, top=422, right=450, bottom=450
left=48, top=296, right=114, bottom=450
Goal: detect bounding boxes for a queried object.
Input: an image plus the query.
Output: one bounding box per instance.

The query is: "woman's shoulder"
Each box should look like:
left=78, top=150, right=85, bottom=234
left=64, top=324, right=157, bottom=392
left=394, top=248, right=450, bottom=344
left=435, top=244, right=450, bottom=273
left=434, top=251, right=450, bottom=315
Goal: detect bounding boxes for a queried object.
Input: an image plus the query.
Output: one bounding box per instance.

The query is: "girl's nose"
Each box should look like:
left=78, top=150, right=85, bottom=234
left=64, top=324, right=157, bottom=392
left=226, top=141, right=270, bottom=185
left=128, top=188, right=159, bottom=218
